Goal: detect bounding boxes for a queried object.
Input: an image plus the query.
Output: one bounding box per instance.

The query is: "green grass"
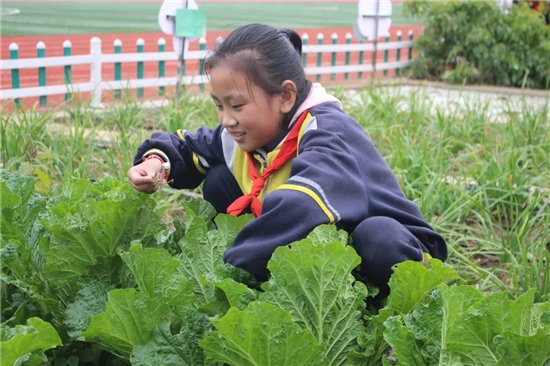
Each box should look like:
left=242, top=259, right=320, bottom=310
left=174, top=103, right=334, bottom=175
left=1, top=86, right=548, bottom=302
left=0, top=2, right=421, bottom=36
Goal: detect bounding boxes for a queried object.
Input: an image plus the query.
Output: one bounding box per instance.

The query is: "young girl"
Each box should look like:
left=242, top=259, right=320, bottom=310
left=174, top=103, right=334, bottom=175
left=127, top=23, right=447, bottom=298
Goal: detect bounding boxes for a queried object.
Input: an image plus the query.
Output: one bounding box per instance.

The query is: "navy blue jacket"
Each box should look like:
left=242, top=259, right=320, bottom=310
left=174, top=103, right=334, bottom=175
left=134, top=100, right=447, bottom=280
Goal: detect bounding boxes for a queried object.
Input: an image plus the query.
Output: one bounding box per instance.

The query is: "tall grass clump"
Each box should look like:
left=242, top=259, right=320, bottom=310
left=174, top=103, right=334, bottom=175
left=158, top=93, right=218, bottom=132
left=0, top=106, right=55, bottom=193
left=0, top=106, right=51, bottom=169
left=350, top=86, right=549, bottom=300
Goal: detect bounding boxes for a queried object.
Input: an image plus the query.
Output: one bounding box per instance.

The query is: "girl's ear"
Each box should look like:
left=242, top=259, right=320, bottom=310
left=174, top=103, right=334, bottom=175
left=279, top=80, right=297, bottom=114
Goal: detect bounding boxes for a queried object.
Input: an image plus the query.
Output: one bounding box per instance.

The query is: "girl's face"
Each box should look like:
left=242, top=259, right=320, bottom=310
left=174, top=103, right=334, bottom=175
left=209, top=63, right=291, bottom=152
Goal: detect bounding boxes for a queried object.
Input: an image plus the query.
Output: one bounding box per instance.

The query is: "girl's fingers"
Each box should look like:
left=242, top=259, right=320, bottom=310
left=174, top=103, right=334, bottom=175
left=130, top=173, right=154, bottom=186
left=129, top=177, right=157, bottom=193
left=128, top=160, right=164, bottom=193
left=128, top=167, right=155, bottom=192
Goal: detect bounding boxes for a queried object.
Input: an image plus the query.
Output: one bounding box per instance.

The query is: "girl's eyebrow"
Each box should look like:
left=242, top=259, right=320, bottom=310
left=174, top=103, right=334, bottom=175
left=210, top=92, right=244, bottom=102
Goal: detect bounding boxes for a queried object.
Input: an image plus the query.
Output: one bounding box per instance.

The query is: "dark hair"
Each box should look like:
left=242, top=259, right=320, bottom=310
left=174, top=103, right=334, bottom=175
left=205, top=23, right=312, bottom=127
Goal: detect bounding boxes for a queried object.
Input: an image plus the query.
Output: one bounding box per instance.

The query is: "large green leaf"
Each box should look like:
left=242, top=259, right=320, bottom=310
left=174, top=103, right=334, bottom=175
left=81, top=244, right=197, bottom=359
left=82, top=288, right=166, bottom=358
left=444, top=288, right=548, bottom=365
left=496, top=330, right=550, bottom=365
left=383, top=315, right=427, bottom=366
left=120, top=243, right=195, bottom=318
left=0, top=170, right=45, bottom=247
left=384, top=284, right=550, bottom=365
left=131, top=316, right=211, bottom=366
left=214, top=277, right=258, bottom=310
left=41, top=178, right=165, bottom=284
left=0, top=170, right=46, bottom=290
left=63, top=280, right=112, bottom=338
left=0, top=317, right=62, bottom=366
left=177, top=206, right=252, bottom=305
left=201, top=301, right=326, bottom=366
left=211, top=212, right=254, bottom=248
left=386, top=259, right=460, bottom=315
left=383, top=285, right=481, bottom=365
left=260, top=225, right=369, bottom=366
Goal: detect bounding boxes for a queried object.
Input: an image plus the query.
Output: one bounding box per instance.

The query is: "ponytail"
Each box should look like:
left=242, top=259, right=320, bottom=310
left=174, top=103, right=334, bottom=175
left=281, top=28, right=303, bottom=57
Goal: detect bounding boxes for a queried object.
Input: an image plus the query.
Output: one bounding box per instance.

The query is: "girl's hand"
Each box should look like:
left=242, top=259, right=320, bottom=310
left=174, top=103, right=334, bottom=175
left=127, top=159, right=164, bottom=193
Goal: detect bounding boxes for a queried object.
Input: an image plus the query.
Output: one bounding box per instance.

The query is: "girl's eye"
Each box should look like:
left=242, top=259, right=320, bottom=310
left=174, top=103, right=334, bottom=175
left=215, top=104, right=223, bottom=111
left=232, top=104, right=243, bottom=110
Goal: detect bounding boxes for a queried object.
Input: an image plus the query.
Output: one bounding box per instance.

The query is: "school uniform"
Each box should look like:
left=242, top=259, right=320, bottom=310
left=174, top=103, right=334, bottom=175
left=134, top=84, right=447, bottom=296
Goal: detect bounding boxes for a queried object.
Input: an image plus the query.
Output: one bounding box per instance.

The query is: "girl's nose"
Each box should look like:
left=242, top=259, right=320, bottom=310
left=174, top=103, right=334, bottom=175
left=221, top=113, right=237, bottom=128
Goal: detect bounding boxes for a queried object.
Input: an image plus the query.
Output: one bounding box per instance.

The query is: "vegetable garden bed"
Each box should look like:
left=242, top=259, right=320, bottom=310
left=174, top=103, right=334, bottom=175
left=1, top=85, right=549, bottom=365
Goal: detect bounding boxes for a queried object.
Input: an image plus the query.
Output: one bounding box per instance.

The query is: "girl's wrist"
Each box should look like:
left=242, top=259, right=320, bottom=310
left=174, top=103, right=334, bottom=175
left=142, top=154, right=170, bottom=180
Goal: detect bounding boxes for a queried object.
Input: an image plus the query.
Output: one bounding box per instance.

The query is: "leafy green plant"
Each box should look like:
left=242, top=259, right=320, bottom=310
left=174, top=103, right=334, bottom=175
left=0, top=172, right=171, bottom=364
left=0, top=317, right=62, bottom=366
left=384, top=286, right=550, bottom=365
left=1, top=85, right=548, bottom=364
left=201, top=302, right=326, bottom=365
left=2, top=169, right=549, bottom=365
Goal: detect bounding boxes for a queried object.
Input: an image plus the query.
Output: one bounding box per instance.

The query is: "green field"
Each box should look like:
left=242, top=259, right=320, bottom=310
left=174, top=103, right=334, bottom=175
left=0, top=2, right=420, bottom=35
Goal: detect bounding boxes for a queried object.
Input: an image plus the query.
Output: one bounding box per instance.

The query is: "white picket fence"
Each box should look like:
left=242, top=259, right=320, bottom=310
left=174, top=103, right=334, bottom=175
left=1, top=31, right=414, bottom=107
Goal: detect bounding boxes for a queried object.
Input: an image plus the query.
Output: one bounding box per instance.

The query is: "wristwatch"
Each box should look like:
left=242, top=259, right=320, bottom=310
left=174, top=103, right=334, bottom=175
left=161, top=161, right=171, bottom=181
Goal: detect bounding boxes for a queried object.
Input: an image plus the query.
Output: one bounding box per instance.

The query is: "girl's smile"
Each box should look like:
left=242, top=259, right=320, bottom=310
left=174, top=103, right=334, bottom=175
left=227, top=130, right=246, bottom=143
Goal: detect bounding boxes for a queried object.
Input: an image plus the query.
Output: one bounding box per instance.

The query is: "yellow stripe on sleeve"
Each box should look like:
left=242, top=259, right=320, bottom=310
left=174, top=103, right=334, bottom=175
left=192, top=153, right=207, bottom=175
left=175, top=130, right=206, bottom=175
left=277, top=183, right=335, bottom=223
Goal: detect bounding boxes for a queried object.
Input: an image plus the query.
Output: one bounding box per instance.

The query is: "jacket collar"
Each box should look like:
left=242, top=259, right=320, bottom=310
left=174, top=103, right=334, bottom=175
left=288, top=83, right=342, bottom=127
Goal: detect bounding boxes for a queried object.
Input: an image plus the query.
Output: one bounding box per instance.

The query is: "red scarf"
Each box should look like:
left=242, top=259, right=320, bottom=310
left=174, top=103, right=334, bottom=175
left=227, top=110, right=310, bottom=217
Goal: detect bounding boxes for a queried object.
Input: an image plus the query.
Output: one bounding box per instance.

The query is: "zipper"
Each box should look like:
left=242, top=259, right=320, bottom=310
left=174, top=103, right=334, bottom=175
left=254, top=150, right=269, bottom=198
left=256, top=149, right=268, bottom=171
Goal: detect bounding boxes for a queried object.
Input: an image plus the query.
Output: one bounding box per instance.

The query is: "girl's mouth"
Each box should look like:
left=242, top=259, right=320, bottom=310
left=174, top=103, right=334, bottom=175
left=230, top=131, right=246, bottom=142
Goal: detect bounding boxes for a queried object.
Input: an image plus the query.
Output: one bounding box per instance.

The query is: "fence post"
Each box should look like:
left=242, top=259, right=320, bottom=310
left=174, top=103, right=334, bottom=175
left=136, top=38, right=144, bottom=98
left=344, top=32, right=351, bottom=80
left=396, top=30, right=402, bottom=76
left=330, top=33, right=337, bottom=81
left=199, top=37, right=206, bottom=92
left=63, top=40, right=72, bottom=101
left=114, top=39, right=122, bottom=99
left=358, top=40, right=364, bottom=79
left=408, top=30, right=414, bottom=61
left=37, top=41, right=47, bottom=106
left=90, top=37, right=102, bottom=107
left=316, top=33, right=323, bottom=81
left=179, top=41, right=187, bottom=95
left=383, top=35, right=390, bottom=77
left=302, top=33, right=309, bottom=67
left=9, top=43, right=20, bottom=108
left=158, top=38, right=165, bottom=96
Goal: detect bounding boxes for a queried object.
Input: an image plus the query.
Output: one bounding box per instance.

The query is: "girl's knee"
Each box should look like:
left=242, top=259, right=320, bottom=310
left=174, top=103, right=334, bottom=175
left=351, top=216, right=425, bottom=294
left=352, top=217, right=425, bottom=258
